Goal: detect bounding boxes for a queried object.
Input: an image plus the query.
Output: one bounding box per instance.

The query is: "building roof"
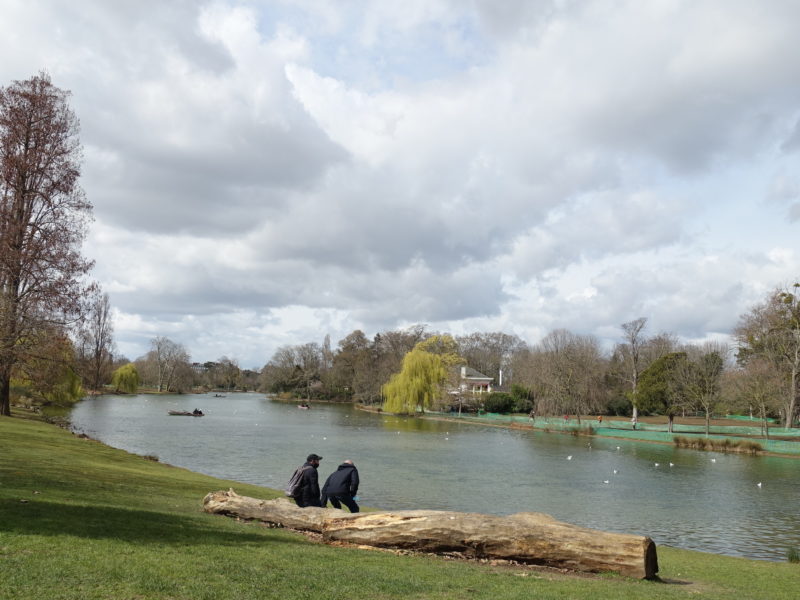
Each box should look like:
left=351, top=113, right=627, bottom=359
left=461, top=366, right=492, bottom=381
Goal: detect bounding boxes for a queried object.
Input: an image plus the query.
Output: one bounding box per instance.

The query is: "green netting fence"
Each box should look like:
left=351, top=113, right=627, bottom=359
left=724, top=414, right=779, bottom=424
left=429, top=411, right=800, bottom=456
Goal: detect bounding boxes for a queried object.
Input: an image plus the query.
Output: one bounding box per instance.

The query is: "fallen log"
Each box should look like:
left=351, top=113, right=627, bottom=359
left=203, top=489, right=658, bottom=579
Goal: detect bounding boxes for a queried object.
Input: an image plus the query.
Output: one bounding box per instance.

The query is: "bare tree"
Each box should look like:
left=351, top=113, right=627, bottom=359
left=215, top=356, right=241, bottom=390
left=620, top=318, right=647, bottom=421
left=261, top=342, right=323, bottom=398
left=678, top=344, right=726, bottom=435
left=642, top=332, right=679, bottom=364
left=735, top=284, right=800, bottom=428
left=76, top=291, right=115, bottom=394
left=149, top=336, right=190, bottom=392
left=0, top=73, right=94, bottom=416
left=456, top=332, right=527, bottom=385
left=724, top=359, right=785, bottom=439
left=536, top=329, right=606, bottom=423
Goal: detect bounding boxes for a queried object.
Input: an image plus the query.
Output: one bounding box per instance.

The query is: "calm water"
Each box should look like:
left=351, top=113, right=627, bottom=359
left=69, top=393, right=800, bottom=561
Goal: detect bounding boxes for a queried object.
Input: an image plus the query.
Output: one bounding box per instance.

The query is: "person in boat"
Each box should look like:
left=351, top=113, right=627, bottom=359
left=321, top=459, right=360, bottom=513
left=192, top=408, right=203, bottom=415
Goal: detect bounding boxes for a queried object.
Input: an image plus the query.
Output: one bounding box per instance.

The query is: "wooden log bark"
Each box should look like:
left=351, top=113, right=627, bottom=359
left=203, top=489, right=658, bottom=579
left=203, top=488, right=329, bottom=531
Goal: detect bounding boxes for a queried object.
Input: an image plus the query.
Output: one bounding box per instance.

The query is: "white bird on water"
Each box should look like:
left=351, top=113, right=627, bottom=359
left=613, top=469, right=618, bottom=474
left=669, top=463, right=674, bottom=467
left=566, top=455, right=573, bottom=460
left=603, top=480, right=610, bottom=484
left=757, top=482, right=762, bottom=488
left=654, top=462, right=660, bottom=467
left=711, top=458, right=717, bottom=463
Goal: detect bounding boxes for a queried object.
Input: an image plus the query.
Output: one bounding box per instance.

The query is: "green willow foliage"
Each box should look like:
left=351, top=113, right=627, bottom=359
left=111, top=363, right=140, bottom=394
left=43, top=368, right=84, bottom=406
left=382, top=335, right=463, bottom=414
left=382, top=348, right=447, bottom=414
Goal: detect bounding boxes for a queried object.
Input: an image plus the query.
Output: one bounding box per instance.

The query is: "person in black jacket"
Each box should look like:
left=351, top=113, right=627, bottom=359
left=295, top=453, right=323, bottom=508
left=321, top=459, right=360, bottom=513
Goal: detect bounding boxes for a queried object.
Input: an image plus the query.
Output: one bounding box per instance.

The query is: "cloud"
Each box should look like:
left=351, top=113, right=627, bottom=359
left=3, top=1, right=800, bottom=365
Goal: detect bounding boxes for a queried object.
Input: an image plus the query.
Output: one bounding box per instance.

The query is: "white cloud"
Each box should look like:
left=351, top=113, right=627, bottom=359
left=3, top=0, right=800, bottom=365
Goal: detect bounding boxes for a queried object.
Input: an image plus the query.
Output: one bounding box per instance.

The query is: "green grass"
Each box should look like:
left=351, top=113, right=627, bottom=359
left=1, top=414, right=799, bottom=599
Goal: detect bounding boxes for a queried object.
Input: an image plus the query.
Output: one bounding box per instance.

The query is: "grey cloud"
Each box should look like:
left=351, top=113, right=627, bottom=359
left=507, top=190, right=686, bottom=281
left=85, top=112, right=347, bottom=235
left=471, top=0, right=560, bottom=40
left=766, top=172, right=800, bottom=222
left=781, top=118, right=800, bottom=153
left=584, top=264, right=762, bottom=346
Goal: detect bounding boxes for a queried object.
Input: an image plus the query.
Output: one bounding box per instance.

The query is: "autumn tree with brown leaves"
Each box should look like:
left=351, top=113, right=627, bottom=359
left=0, top=73, right=94, bottom=416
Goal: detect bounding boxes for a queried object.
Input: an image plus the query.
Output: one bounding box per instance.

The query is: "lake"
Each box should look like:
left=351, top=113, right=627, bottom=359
left=68, top=392, right=800, bottom=561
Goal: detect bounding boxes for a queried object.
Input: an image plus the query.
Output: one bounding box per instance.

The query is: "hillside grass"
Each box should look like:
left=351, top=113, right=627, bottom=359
left=1, top=411, right=798, bottom=600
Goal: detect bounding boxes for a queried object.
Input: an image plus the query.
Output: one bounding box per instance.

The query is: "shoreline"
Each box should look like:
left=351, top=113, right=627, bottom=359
left=361, top=407, right=800, bottom=459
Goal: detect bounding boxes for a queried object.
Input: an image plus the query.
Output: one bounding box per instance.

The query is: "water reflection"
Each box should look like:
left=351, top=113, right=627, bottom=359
left=69, top=393, right=800, bottom=561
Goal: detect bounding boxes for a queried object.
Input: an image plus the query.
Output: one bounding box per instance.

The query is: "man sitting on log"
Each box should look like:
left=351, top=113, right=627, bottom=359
left=321, top=459, right=360, bottom=513
left=294, top=454, right=323, bottom=508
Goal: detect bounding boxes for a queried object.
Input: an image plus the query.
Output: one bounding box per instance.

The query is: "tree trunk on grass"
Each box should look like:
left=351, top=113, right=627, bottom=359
left=203, top=489, right=658, bottom=579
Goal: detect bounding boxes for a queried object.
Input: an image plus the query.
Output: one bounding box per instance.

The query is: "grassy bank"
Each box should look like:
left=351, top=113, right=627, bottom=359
left=1, top=414, right=798, bottom=599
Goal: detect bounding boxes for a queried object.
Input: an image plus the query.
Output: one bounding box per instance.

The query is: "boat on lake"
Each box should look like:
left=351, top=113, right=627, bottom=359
left=168, top=410, right=204, bottom=417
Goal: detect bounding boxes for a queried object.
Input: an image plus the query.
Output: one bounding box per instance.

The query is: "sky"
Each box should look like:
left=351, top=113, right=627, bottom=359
left=1, top=0, right=799, bottom=369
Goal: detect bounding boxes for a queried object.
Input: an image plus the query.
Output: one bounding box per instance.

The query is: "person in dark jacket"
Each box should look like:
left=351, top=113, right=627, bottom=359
left=321, top=459, right=360, bottom=513
left=295, top=453, right=323, bottom=508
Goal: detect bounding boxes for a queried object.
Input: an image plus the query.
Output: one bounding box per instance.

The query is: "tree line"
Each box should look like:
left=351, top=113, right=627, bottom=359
left=261, top=283, right=800, bottom=431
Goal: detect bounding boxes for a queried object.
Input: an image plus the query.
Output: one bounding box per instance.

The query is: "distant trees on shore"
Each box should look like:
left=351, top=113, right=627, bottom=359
left=260, top=283, right=800, bottom=428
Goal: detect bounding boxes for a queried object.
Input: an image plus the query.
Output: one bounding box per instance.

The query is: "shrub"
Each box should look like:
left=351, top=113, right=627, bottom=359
left=513, top=397, right=533, bottom=413
left=483, top=392, right=515, bottom=414
left=673, top=436, right=762, bottom=454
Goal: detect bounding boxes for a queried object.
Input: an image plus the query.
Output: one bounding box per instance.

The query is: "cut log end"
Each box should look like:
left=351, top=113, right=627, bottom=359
left=644, top=537, right=659, bottom=579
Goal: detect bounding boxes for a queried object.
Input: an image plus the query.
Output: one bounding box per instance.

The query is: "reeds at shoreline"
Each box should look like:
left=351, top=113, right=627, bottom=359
left=673, top=435, right=763, bottom=454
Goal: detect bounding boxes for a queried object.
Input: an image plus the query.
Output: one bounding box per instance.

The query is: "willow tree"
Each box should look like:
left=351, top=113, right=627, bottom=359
left=382, top=335, right=463, bottom=415
left=111, top=363, right=139, bottom=394
left=0, top=73, right=94, bottom=416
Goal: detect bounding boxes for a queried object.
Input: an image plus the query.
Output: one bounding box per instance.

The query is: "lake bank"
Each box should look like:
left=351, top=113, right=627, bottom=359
left=408, top=410, right=800, bottom=458
left=2, top=412, right=799, bottom=599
